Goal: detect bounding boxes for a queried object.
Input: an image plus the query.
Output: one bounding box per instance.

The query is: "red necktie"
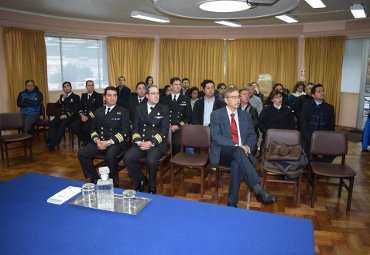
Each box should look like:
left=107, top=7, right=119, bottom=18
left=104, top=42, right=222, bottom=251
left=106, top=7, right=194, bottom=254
left=230, top=113, right=239, bottom=144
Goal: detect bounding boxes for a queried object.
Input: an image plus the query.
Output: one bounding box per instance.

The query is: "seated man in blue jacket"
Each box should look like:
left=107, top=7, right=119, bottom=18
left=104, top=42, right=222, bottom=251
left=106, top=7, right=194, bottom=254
left=17, top=79, right=43, bottom=133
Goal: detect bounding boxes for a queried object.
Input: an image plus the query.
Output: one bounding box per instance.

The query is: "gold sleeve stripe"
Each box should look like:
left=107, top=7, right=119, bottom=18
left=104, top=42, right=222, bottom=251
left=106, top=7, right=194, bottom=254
left=154, top=134, right=163, bottom=143
left=180, top=121, right=185, bottom=126
left=91, top=132, right=99, bottom=138
left=89, top=112, right=95, bottom=118
left=115, top=133, right=124, bottom=142
left=132, top=133, right=141, bottom=140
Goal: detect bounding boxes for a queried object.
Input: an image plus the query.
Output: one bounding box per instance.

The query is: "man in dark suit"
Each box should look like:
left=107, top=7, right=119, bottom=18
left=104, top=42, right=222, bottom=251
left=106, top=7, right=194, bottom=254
left=181, top=77, right=190, bottom=97
left=300, top=84, right=335, bottom=162
left=210, top=88, right=276, bottom=207
left=160, top=77, right=192, bottom=154
left=192, top=79, right=225, bottom=126
left=47, top=81, right=80, bottom=149
left=78, top=86, right=130, bottom=187
left=70, top=80, right=103, bottom=146
left=127, top=81, right=147, bottom=124
left=116, top=76, right=131, bottom=108
left=124, top=85, right=169, bottom=194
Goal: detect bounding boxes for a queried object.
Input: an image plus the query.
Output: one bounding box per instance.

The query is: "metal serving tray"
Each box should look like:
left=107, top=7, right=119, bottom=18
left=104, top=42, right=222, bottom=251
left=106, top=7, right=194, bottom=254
left=69, top=193, right=151, bottom=215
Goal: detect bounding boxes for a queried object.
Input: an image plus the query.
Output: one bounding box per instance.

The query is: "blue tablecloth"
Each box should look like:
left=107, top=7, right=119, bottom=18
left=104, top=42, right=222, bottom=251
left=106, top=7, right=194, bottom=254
left=0, top=173, right=314, bottom=255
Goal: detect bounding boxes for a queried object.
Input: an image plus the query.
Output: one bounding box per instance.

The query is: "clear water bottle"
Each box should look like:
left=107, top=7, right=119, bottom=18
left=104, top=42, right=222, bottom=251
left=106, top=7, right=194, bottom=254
left=96, top=166, right=114, bottom=211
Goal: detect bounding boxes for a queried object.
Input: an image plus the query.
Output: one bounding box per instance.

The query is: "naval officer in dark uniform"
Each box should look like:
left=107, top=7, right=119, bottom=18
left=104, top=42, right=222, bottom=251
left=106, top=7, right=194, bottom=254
left=47, top=81, right=80, bottom=149
left=70, top=80, right=103, bottom=146
left=78, top=86, right=130, bottom=187
left=127, top=81, right=147, bottom=124
left=160, top=77, right=192, bottom=154
left=124, top=85, right=169, bottom=194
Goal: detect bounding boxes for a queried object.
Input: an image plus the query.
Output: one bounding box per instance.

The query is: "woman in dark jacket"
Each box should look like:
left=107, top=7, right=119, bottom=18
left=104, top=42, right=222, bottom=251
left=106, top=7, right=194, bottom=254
left=258, top=89, right=296, bottom=139
left=264, top=83, right=289, bottom=107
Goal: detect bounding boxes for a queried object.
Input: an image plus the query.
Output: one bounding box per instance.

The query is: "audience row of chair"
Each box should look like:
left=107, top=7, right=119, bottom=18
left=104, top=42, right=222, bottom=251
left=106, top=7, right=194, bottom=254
left=0, top=111, right=356, bottom=212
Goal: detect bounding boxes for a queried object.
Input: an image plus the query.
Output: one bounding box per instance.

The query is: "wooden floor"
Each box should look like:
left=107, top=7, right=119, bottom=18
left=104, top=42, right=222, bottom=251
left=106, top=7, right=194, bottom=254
left=1, top=135, right=370, bottom=255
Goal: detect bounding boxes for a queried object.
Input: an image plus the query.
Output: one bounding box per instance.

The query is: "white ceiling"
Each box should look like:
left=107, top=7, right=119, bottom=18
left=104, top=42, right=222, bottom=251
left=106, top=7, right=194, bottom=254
left=0, top=0, right=368, bottom=27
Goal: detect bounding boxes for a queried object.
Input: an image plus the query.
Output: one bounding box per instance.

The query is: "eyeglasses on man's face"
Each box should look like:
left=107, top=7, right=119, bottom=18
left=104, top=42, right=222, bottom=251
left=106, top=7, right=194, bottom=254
left=226, top=95, right=241, bottom=99
left=148, top=92, right=160, bottom=96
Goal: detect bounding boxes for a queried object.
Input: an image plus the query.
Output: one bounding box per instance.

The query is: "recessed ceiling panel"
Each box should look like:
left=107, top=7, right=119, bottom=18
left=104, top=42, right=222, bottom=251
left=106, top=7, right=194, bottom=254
left=154, top=0, right=300, bottom=20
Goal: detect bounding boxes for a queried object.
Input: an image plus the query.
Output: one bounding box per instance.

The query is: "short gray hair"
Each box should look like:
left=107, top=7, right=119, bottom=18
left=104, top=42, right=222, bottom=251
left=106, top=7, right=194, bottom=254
left=224, top=87, right=239, bottom=98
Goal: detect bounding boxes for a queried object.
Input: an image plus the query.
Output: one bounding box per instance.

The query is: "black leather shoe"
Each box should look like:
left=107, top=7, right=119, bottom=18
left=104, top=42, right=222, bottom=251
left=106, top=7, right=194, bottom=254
left=149, top=187, right=156, bottom=194
left=255, top=189, right=277, bottom=204
left=135, top=178, right=148, bottom=192
left=227, top=203, right=238, bottom=208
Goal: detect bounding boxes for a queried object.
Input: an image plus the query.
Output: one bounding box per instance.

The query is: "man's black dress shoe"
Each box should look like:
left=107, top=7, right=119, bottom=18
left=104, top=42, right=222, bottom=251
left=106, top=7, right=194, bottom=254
left=227, top=203, right=238, bottom=208
left=149, top=187, right=156, bottom=194
left=255, top=189, right=277, bottom=205
left=135, top=178, right=148, bottom=192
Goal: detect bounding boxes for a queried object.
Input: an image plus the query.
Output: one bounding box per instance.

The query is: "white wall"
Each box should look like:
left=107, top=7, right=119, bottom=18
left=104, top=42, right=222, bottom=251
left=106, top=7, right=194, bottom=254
left=341, top=39, right=366, bottom=93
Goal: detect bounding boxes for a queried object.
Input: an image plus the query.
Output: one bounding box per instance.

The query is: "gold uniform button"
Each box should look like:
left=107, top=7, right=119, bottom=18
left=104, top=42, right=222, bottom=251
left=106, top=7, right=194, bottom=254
left=143, top=129, right=146, bottom=132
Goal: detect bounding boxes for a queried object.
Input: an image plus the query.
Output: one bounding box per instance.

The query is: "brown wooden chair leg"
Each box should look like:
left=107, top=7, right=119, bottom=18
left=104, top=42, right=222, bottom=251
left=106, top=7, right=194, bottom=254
left=296, top=175, right=302, bottom=208
left=171, top=165, right=175, bottom=195
left=311, top=174, right=317, bottom=208
left=346, top=177, right=355, bottom=212
left=200, top=167, right=204, bottom=198
left=338, top=178, right=343, bottom=198
left=215, top=168, right=219, bottom=199
left=4, top=144, right=10, bottom=167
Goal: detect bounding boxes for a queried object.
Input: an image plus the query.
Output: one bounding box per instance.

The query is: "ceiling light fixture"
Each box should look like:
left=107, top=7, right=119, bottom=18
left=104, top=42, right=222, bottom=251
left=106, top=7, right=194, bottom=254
left=199, top=1, right=251, bottom=13
left=304, top=0, right=326, bottom=9
left=215, top=20, right=242, bottom=27
left=350, top=4, right=367, bottom=19
left=275, top=15, right=298, bottom=23
left=130, top=11, right=170, bottom=23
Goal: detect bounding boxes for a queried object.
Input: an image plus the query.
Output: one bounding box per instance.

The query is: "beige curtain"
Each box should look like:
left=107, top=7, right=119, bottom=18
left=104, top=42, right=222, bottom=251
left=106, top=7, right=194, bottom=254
left=106, top=37, right=154, bottom=90
left=159, top=39, right=224, bottom=88
left=3, top=27, right=48, bottom=112
left=305, top=36, right=345, bottom=123
left=226, top=38, right=298, bottom=90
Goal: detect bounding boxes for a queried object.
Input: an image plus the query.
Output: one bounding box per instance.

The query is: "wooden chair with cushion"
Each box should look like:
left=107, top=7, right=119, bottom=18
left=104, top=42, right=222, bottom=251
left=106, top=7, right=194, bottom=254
left=261, top=129, right=305, bottom=207
left=169, top=125, right=211, bottom=197
left=0, top=112, right=33, bottom=167
left=310, top=131, right=356, bottom=212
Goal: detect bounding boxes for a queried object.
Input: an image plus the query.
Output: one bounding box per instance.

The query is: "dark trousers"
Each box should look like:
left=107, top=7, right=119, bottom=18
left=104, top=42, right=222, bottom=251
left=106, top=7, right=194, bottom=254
left=171, top=130, right=181, bottom=155
left=219, top=146, right=261, bottom=204
left=70, top=118, right=93, bottom=142
left=124, top=144, right=163, bottom=188
left=23, top=114, right=39, bottom=134
left=78, top=142, right=124, bottom=184
left=47, top=118, right=73, bottom=146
